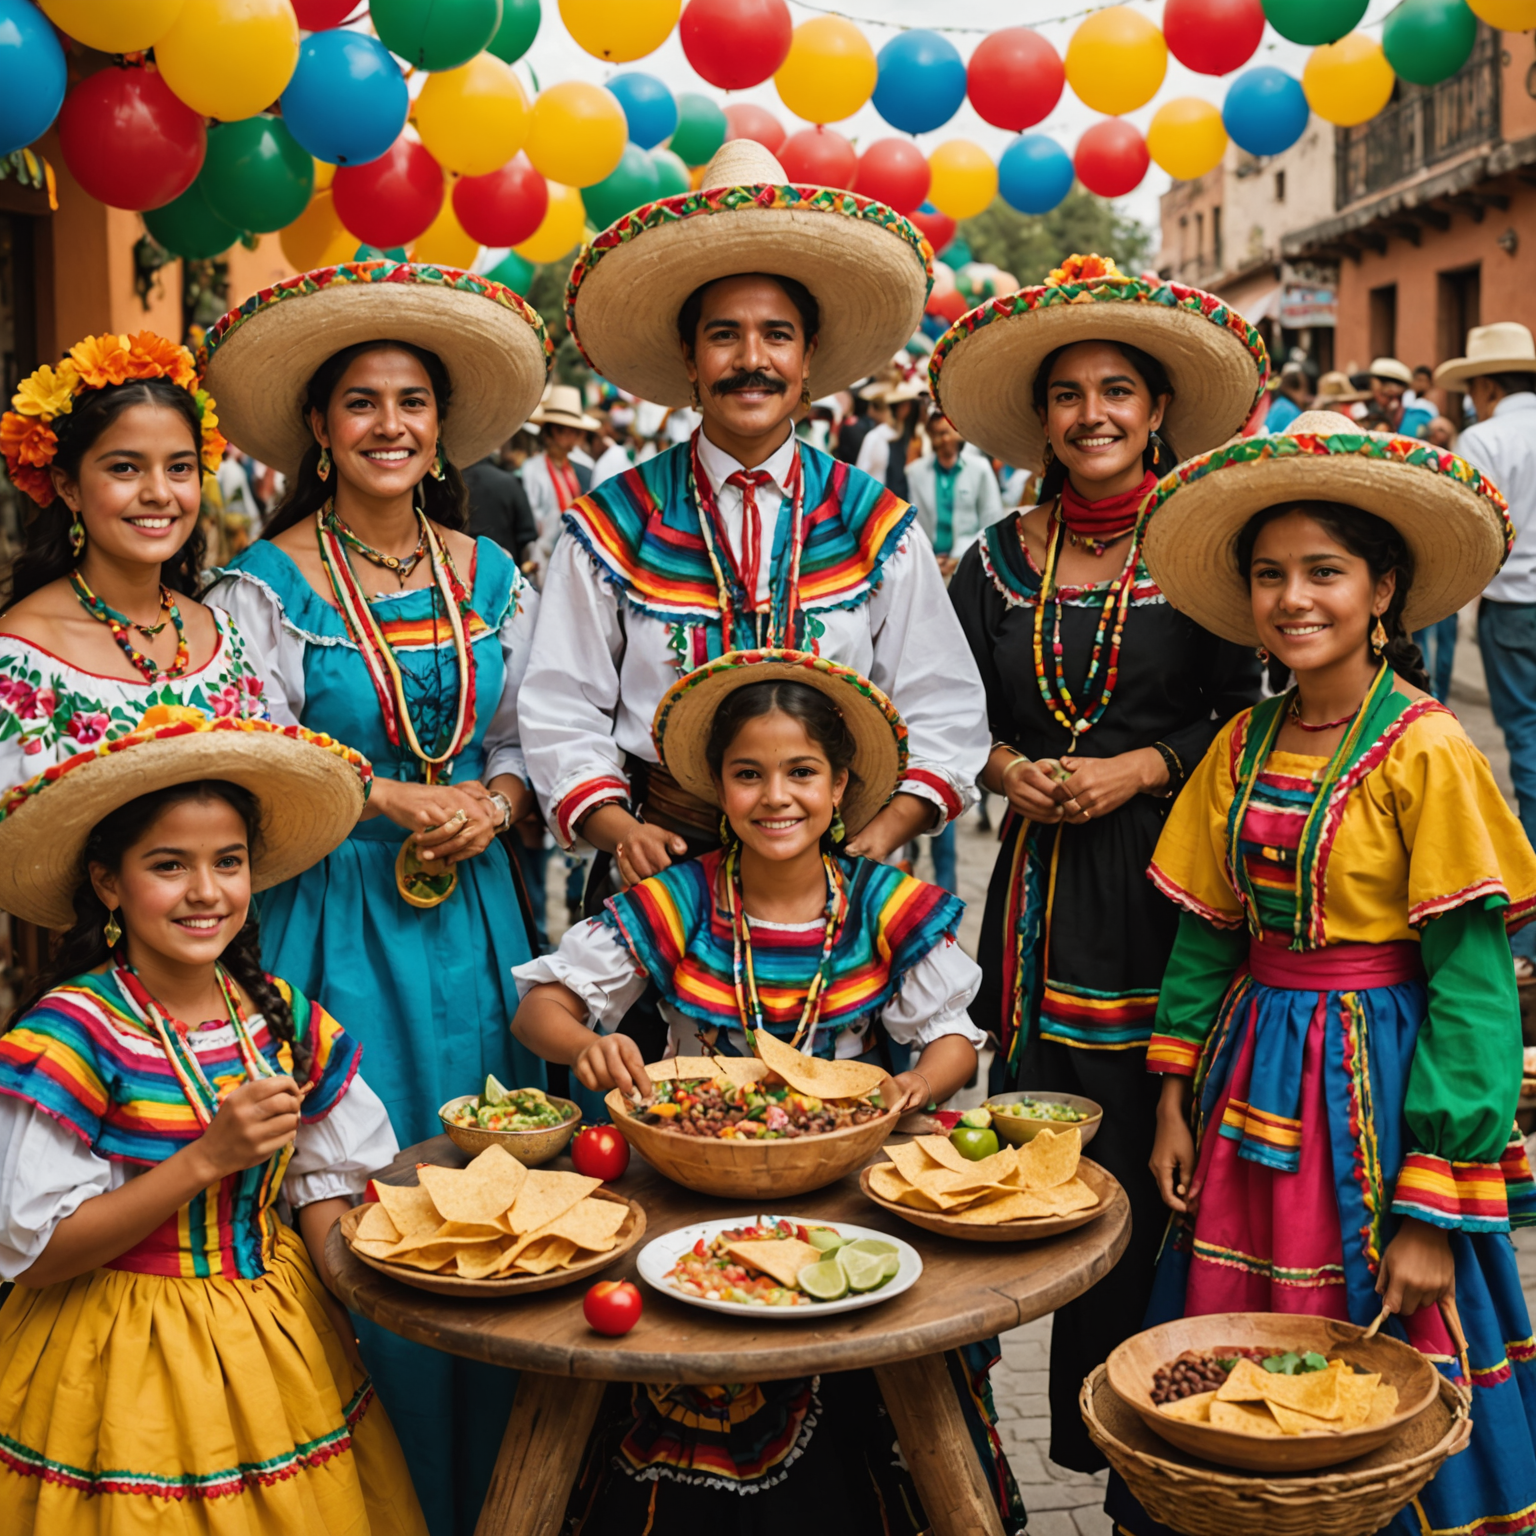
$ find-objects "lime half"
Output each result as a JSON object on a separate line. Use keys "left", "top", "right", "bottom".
{"left": 839, "top": 1248, "right": 889, "bottom": 1293}
{"left": 807, "top": 1228, "right": 848, "bottom": 1254}
{"left": 843, "top": 1238, "right": 899, "bottom": 1259}
{"left": 483, "top": 1073, "right": 509, "bottom": 1106}
{"left": 798, "top": 1260, "right": 850, "bottom": 1301}
{"left": 877, "top": 1252, "right": 900, "bottom": 1281}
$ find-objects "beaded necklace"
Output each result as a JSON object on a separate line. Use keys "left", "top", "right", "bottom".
{"left": 70, "top": 570, "right": 189, "bottom": 683}
{"left": 1027, "top": 501, "right": 1146, "bottom": 741}
{"left": 327, "top": 513, "right": 428, "bottom": 585}
{"left": 724, "top": 842, "right": 846, "bottom": 1052}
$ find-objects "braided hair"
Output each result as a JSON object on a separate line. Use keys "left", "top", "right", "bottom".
{"left": 7, "top": 780, "right": 309, "bottom": 1079}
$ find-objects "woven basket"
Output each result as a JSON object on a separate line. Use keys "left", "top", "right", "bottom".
{"left": 1080, "top": 1365, "right": 1471, "bottom": 1536}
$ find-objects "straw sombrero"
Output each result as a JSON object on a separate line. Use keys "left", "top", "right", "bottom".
{"left": 0, "top": 706, "right": 371, "bottom": 929}
{"left": 203, "top": 261, "right": 552, "bottom": 477}
{"left": 565, "top": 140, "right": 932, "bottom": 408}
{"left": 928, "top": 254, "right": 1269, "bottom": 470}
{"left": 1141, "top": 410, "right": 1512, "bottom": 647}
{"left": 652, "top": 650, "right": 907, "bottom": 837}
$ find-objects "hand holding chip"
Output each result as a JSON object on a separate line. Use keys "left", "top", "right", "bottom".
{"left": 574, "top": 1031, "right": 654, "bottom": 1103}
{"left": 193, "top": 1075, "right": 306, "bottom": 1182}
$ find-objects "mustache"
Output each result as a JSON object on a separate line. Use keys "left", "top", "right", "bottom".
{"left": 710, "top": 370, "right": 787, "bottom": 398}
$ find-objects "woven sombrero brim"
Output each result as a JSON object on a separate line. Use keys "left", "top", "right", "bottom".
{"left": 565, "top": 185, "right": 932, "bottom": 408}
{"left": 929, "top": 279, "right": 1269, "bottom": 471}
{"left": 652, "top": 650, "right": 908, "bottom": 837}
{"left": 204, "top": 262, "right": 552, "bottom": 478}
{"left": 0, "top": 719, "right": 370, "bottom": 929}
{"left": 1142, "top": 428, "right": 1513, "bottom": 647}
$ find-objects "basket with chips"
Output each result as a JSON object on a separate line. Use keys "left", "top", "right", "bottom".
{"left": 859, "top": 1126, "right": 1115, "bottom": 1241}
{"left": 339, "top": 1145, "right": 646, "bottom": 1297}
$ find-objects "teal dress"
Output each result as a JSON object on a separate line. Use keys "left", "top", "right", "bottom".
{"left": 209, "top": 535, "right": 543, "bottom": 1536}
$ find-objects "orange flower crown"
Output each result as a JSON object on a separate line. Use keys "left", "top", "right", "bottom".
{"left": 1045, "top": 253, "right": 1127, "bottom": 288}
{"left": 0, "top": 332, "right": 226, "bottom": 509}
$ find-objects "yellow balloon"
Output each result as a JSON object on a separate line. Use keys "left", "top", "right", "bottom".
{"left": 312, "top": 158, "right": 335, "bottom": 192}
{"left": 156, "top": 0, "right": 299, "bottom": 122}
{"left": 1303, "top": 34, "right": 1394, "bottom": 127}
{"left": 1065, "top": 6, "right": 1167, "bottom": 117}
{"left": 514, "top": 180, "right": 588, "bottom": 265}
{"left": 415, "top": 53, "right": 530, "bottom": 177}
{"left": 412, "top": 197, "right": 481, "bottom": 268}
{"left": 1147, "top": 98, "right": 1228, "bottom": 181}
{"left": 39, "top": 0, "right": 186, "bottom": 52}
{"left": 927, "top": 140, "right": 997, "bottom": 221}
{"left": 774, "top": 17, "right": 877, "bottom": 124}
{"left": 1468, "top": 0, "right": 1536, "bottom": 25}
{"left": 559, "top": 0, "right": 680, "bottom": 62}
{"left": 280, "top": 189, "right": 354, "bottom": 272}
{"left": 524, "top": 81, "right": 627, "bottom": 188}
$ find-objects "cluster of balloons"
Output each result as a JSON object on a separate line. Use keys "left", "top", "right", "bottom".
{"left": 924, "top": 259, "right": 1020, "bottom": 330}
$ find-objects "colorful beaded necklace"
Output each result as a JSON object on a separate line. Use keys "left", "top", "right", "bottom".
{"left": 70, "top": 570, "right": 189, "bottom": 683}
{"left": 723, "top": 841, "right": 846, "bottom": 1051}
{"left": 1028, "top": 501, "right": 1146, "bottom": 741}
{"left": 328, "top": 512, "right": 428, "bottom": 585}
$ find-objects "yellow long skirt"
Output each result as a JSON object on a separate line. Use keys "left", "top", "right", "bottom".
{"left": 0, "top": 1223, "right": 426, "bottom": 1536}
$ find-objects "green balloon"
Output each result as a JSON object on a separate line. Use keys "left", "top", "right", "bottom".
{"left": 487, "top": 250, "right": 535, "bottom": 291}
{"left": 651, "top": 147, "right": 690, "bottom": 200}
{"left": 372, "top": 0, "right": 502, "bottom": 71}
{"left": 202, "top": 117, "right": 314, "bottom": 236}
{"left": 582, "top": 143, "right": 662, "bottom": 230}
{"left": 1261, "top": 0, "right": 1367, "bottom": 44}
{"left": 669, "top": 93, "right": 726, "bottom": 169}
{"left": 1383, "top": 0, "right": 1477, "bottom": 87}
{"left": 487, "top": 0, "right": 539, "bottom": 63}
{"left": 143, "top": 179, "right": 241, "bottom": 261}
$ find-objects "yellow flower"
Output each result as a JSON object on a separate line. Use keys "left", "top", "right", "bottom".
{"left": 68, "top": 334, "right": 135, "bottom": 390}
{"left": 198, "top": 393, "right": 226, "bottom": 471}
{"left": 11, "top": 361, "right": 79, "bottom": 420}
{"left": 138, "top": 704, "right": 209, "bottom": 730}
{"left": 1046, "top": 253, "right": 1127, "bottom": 288}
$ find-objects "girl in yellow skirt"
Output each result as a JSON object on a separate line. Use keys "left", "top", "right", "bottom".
{"left": 0, "top": 705, "right": 426, "bottom": 1535}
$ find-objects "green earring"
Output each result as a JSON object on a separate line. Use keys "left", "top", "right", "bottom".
{"left": 316, "top": 446, "right": 332, "bottom": 482}
{"left": 430, "top": 439, "right": 447, "bottom": 481}
{"left": 69, "top": 516, "right": 85, "bottom": 558}
{"left": 830, "top": 808, "right": 846, "bottom": 844}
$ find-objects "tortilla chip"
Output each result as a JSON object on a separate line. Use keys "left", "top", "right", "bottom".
{"left": 419, "top": 1146, "right": 527, "bottom": 1226}
{"left": 370, "top": 1180, "right": 441, "bottom": 1238}
{"left": 388, "top": 1241, "right": 480, "bottom": 1270}
{"left": 947, "top": 1189, "right": 1061, "bottom": 1223}
{"left": 914, "top": 1134, "right": 982, "bottom": 1175}
{"left": 1216, "top": 1358, "right": 1275, "bottom": 1403}
{"left": 1031, "top": 1177, "right": 1100, "bottom": 1214}
{"left": 513, "top": 1237, "right": 578, "bottom": 1274}
{"left": 1365, "top": 1383, "right": 1399, "bottom": 1425}
{"left": 1159, "top": 1391, "right": 1216, "bottom": 1423}
{"left": 1268, "top": 1402, "right": 1340, "bottom": 1435}
{"left": 456, "top": 1240, "right": 515, "bottom": 1279}
{"left": 354, "top": 1204, "right": 400, "bottom": 1245}
{"left": 725, "top": 1237, "right": 821, "bottom": 1289}
{"left": 750, "top": 1028, "right": 889, "bottom": 1100}
{"left": 503, "top": 1170, "right": 602, "bottom": 1236}
{"left": 869, "top": 1161, "right": 948, "bottom": 1210}
{"left": 1210, "top": 1399, "right": 1286, "bottom": 1436}
{"left": 351, "top": 1238, "right": 404, "bottom": 1260}
{"left": 1334, "top": 1368, "right": 1382, "bottom": 1429}
{"left": 1220, "top": 1358, "right": 1344, "bottom": 1419}
{"left": 653, "top": 1055, "right": 767, "bottom": 1088}
{"left": 1015, "top": 1127, "right": 1081, "bottom": 1190}
{"left": 538, "top": 1197, "right": 629, "bottom": 1252}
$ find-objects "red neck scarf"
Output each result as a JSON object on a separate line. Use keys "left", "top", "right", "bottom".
{"left": 1059, "top": 470, "right": 1157, "bottom": 540}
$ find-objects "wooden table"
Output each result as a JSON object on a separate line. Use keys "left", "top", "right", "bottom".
{"left": 327, "top": 1134, "right": 1131, "bottom": 1536}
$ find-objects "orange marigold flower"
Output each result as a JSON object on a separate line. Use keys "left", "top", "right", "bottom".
{"left": 0, "top": 411, "right": 57, "bottom": 468}
{"left": 1046, "top": 253, "right": 1126, "bottom": 288}
{"left": 11, "top": 361, "right": 80, "bottom": 420}
{"left": 9, "top": 462, "right": 55, "bottom": 507}
{"left": 126, "top": 331, "right": 197, "bottom": 389}
{"left": 68, "top": 333, "right": 135, "bottom": 389}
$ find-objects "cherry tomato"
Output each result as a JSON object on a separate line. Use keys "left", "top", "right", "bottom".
{"left": 584, "top": 1280, "right": 642, "bottom": 1337}
{"left": 571, "top": 1125, "right": 631, "bottom": 1182}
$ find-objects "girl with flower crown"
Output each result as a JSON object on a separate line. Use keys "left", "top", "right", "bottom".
{"left": 0, "top": 332, "right": 269, "bottom": 788}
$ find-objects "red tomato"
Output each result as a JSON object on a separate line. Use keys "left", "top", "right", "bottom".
{"left": 363, "top": 1180, "right": 382, "bottom": 1203}
{"left": 571, "top": 1125, "right": 631, "bottom": 1182}
{"left": 584, "top": 1280, "right": 642, "bottom": 1337}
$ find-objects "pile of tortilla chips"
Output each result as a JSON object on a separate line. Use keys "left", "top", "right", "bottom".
{"left": 1161, "top": 1356, "right": 1401, "bottom": 1436}
{"left": 867, "top": 1127, "right": 1099, "bottom": 1224}
{"left": 350, "top": 1145, "right": 630, "bottom": 1281}
{"left": 751, "top": 1029, "right": 892, "bottom": 1101}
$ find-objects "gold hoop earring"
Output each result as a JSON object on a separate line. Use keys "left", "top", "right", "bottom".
{"left": 316, "top": 446, "right": 331, "bottom": 482}
{"left": 103, "top": 911, "right": 121, "bottom": 949}
{"left": 1371, "top": 616, "right": 1388, "bottom": 657}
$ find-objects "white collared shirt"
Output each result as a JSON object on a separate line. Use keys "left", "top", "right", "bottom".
{"left": 693, "top": 428, "right": 799, "bottom": 605}
{"left": 1459, "top": 393, "right": 1536, "bottom": 604}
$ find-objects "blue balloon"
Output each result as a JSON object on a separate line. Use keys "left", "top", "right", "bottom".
{"left": 606, "top": 72, "right": 678, "bottom": 152}
{"left": 997, "top": 134, "right": 1074, "bottom": 217}
{"left": 1222, "top": 66, "right": 1309, "bottom": 158}
{"left": 0, "top": 0, "right": 66, "bottom": 157}
{"left": 280, "top": 29, "right": 408, "bottom": 167}
{"left": 872, "top": 30, "right": 966, "bottom": 136}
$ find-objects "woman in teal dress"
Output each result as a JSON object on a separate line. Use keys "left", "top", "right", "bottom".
{"left": 201, "top": 259, "right": 554, "bottom": 1536}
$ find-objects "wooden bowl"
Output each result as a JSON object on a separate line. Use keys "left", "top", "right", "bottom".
{"left": 1105, "top": 1312, "right": 1441, "bottom": 1473}
{"left": 437, "top": 1093, "right": 581, "bottom": 1166}
{"left": 984, "top": 1090, "right": 1102, "bottom": 1149}
{"left": 858, "top": 1158, "right": 1118, "bottom": 1242}
{"left": 337, "top": 1188, "right": 645, "bottom": 1298}
{"left": 603, "top": 1088, "right": 897, "bottom": 1199}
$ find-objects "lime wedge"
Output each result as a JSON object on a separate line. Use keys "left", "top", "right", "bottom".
{"left": 877, "top": 1252, "right": 900, "bottom": 1281}
{"left": 843, "top": 1237, "right": 899, "bottom": 1259}
{"left": 483, "top": 1073, "right": 509, "bottom": 1106}
{"left": 806, "top": 1228, "right": 847, "bottom": 1254}
{"left": 798, "top": 1259, "right": 850, "bottom": 1301}
{"left": 839, "top": 1248, "right": 888, "bottom": 1292}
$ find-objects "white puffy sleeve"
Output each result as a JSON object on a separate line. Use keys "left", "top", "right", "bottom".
{"left": 511, "top": 917, "right": 649, "bottom": 1032}
{"left": 879, "top": 939, "right": 988, "bottom": 1051}
{"left": 481, "top": 568, "right": 537, "bottom": 786}
{"left": 0, "top": 1096, "right": 112, "bottom": 1281}
{"left": 283, "top": 1072, "right": 399, "bottom": 1207}
{"left": 203, "top": 573, "right": 306, "bottom": 726}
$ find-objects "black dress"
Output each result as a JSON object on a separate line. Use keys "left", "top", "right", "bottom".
{"left": 949, "top": 512, "right": 1260, "bottom": 1472}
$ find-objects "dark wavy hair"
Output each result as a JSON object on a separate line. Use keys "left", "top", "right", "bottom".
{"left": 8, "top": 780, "right": 307, "bottom": 1077}
{"left": 1031, "top": 339, "right": 1176, "bottom": 502}
{"left": 5, "top": 377, "right": 207, "bottom": 608}
{"left": 260, "top": 338, "right": 468, "bottom": 540}
{"left": 1234, "top": 500, "right": 1430, "bottom": 692}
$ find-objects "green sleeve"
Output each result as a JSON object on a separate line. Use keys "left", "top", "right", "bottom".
{"left": 1146, "top": 912, "right": 1247, "bottom": 1075}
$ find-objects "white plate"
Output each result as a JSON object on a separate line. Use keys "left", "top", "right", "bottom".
{"left": 636, "top": 1215, "right": 923, "bottom": 1320}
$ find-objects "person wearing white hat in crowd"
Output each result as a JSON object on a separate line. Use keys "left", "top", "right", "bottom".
{"left": 1362, "top": 356, "right": 1433, "bottom": 437}
{"left": 1437, "top": 321, "right": 1536, "bottom": 975}
{"left": 853, "top": 366, "right": 926, "bottom": 497}
{"left": 520, "top": 383, "right": 599, "bottom": 582}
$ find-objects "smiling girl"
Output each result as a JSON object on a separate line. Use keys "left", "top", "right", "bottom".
{"left": 0, "top": 333, "right": 268, "bottom": 786}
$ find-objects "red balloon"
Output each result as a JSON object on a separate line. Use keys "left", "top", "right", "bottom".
{"left": 855, "top": 137, "right": 930, "bottom": 216}
{"left": 910, "top": 204, "right": 956, "bottom": 254}
{"left": 680, "top": 0, "right": 793, "bottom": 90}
{"left": 292, "top": 0, "right": 357, "bottom": 26}
{"left": 1074, "top": 119, "right": 1149, "bottom": 199}
{"left": 56, "top": 65, "right": 205, "bottom": 213}
{"left": 333, "top": 136, "right": 444, "bottom": 249}
{"left": 723, "top": 102, "right": 785, "bottom": 155}
{"left": 927, "top": 288, "right": 968, "bottom": 323}
{"left": 778, "top": 126, "right": 857, "bottom": 190}
{"left": 453, "top": 154, "right": 549, "bottom": 247}
{"left": 966, "top": 27, "right": 1064, "bottom": 132}
{"left": 1163, "top": 0, "right": 1264, "bottom": 75}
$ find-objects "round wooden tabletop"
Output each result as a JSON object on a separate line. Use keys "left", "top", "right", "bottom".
{"left": 326, "top": 1132, "right": 1131, "bottom": 1386}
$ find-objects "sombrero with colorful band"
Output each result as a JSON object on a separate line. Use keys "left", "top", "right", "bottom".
{"left": 0, "top": 705, "right": 372, "bottom": 930}
{"left": 652, "top": 649, "right": 907, "bottom": 837}
{"left": 203, "top": 260, "right": 553, "bottom": 478}
{"left": 565, "top": 139, "right": 933, "bottom": 408}
{"left": 928, "top": 254, "right": 1270, "bottom": 471}
{"left": 1141, "top": 410, "right": 1513, "bottom": 647}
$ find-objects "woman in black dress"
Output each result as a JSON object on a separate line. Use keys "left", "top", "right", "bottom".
{"left": 928, "top": 255, "right": 1269, "bottom": 1472}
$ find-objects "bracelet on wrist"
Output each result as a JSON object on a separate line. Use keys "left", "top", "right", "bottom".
{"left": 487, "top": 790, "right": 514, "bottom": 830}
{"left": 1149, "top": 741, "right": 1184, "bottom": 798}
